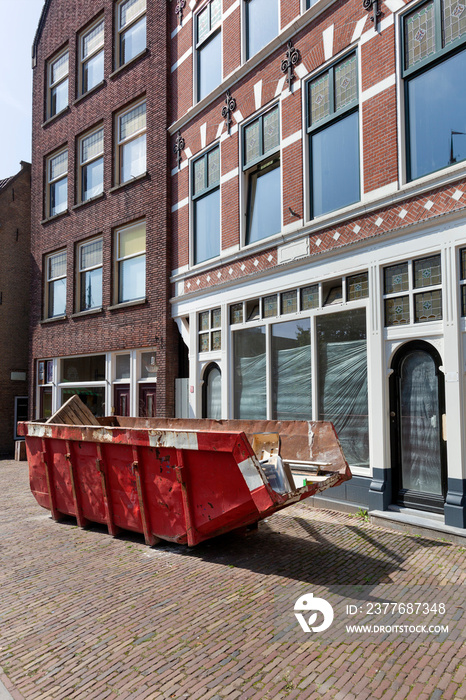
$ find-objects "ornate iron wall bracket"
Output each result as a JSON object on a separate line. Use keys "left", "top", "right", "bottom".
{"left": 363, "top": 0, "right": 382, "bottom": 29}
{"left": 175, "top": 0, "right": 186, "bottom": 25}
{"left": 221, "top": 90, "right": 237, "bottom": 135}
{"left": 174, "top": 131, "right": 185, "bottom": 170}
{"left": 281, "top": 40, "right": 301, "bottom": 91}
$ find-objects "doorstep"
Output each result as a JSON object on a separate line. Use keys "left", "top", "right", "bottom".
{"left": 369, "top": 506, "right": 466, "bottom": 545}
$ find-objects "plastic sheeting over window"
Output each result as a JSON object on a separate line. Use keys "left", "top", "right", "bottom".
{"left": 234, "top": 327, "right": 266, "bottom": 419}
{"left": 317, "top": 310, "right": 369, "bottom": 467}
{"left": 272, "top": 319, "right": 312, "bottom": 420}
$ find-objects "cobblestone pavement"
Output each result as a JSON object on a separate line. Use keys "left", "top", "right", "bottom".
{"left": 0, "top": 460, "right": 465, "bottom": 700}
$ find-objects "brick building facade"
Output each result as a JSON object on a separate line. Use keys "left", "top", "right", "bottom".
{"left": 0, "top": 162, "right": 31, "bottom": 455}
{"left": 169, "top": 0, "right": 466, "bottom": 528}
{"left": 31, "top": 0, "right": 177, "bottom": 423}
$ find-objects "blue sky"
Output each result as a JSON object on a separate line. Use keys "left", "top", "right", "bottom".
{"left": 0, "top": 0, "right": 45, "bottom": 179}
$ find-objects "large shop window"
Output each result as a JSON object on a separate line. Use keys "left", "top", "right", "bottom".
{"left": 233, "top": 320, "right": 312, "bottom": 421}
{"left": 61, "top": 355, "right": 106, "bottom": 416}
{"left": 115, "top": 220, "right": 146, "bottom": 303}
{"left": 234, "top": 326, "right": 267, "bottom": 419}
{"left": 272, "top": 320, "right": 312, "bottom": 420}
{"left": 192, "top": 146, "right": 220, "bottom": 264}
{"left": 403, "top": 0, "right": 466, "bottom": 180}
{"left": 244, "top": 105, "right": 281, "bottom": 245}
{"left": 316, "top": 309, "right": 369, "bottom": 468}
{"left": 245, "top": 0, "right": 279, "bottom": 59}
{"left": 117, "top": 0, "right": 146, "bottom": 67}
{"left": 307, "top": 52, "right": 359, "bottom": 217}
{"left": 196, "top": 0, "right": 222, "bottom": 102}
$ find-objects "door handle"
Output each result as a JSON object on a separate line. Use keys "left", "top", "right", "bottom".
{"left": 442, "top": 414, "right": 447, "bottom": 441}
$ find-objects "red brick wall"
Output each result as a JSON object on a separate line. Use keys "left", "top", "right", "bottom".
{"left": 0, "top": 164, "right": 31, "bottom": 454}
{"left": 168, "top": 0, "right": 466, "bottom": 297}
{"left": 31, "top": 0, "right": 177, "bottom": 418}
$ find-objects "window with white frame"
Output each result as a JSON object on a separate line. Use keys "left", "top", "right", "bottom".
{"left": 196, "top": 0, "right": 222, "bottom": 102}
{"left": 47, "top": 49, "right": 69, "bottom": 118}
{"left": 199, "top": 308, "right": 221, "bottom": 352}
{"left": 46, "top": 149, "right": 68, "bottom": 217}
{"left": 245, "top": 0, "right": 279, "bottom": 60}
{"left": 45, "top": 250, "right": 67, "bottom": 318}
{"left": 192, "top": 146, "right": 221, "bottom": 264}
{"left": 117, "top": 0, "right": 146, "bottom": 67}
{"left": 78, "top": 237, "right": 103, "bottom": 311}
{"left": 383, "top": 254, "right": 442, "bottom": 326}
{"left": 231, "top": 300, "right": 369, "bottom": 467}
{"left": 79, "top": 126, "right": 104, "bottom": 202}
{"left": 402, "top": 0, "right": 466, "bottom": 181}
{"left": 115, "top": 220, "right": 146, "bottom": 303}
{"left": 307, "top": 52, "right": 359, "bottom": 218}
{"left": 79, "top": 18, "right": 104, "bottom": 95}
{"left": 243, "top": 105, "right": 281, "bottom": 245}
{"left": 60, "top": 354, "right": 106, "bottom": 416}
{"left": 116, "top": 100, "right": 146, "bottom": 184}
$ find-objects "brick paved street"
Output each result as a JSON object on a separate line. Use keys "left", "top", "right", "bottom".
{"left": 0, "top": 459, "right": 465, "bottom": 700}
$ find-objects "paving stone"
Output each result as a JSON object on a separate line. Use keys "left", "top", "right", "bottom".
{"left": 0, "top": 460, "right": 464, "bottom": 699}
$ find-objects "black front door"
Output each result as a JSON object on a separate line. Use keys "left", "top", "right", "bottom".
{"left": 390, "top": 341, "right": 447, "bottom": 513}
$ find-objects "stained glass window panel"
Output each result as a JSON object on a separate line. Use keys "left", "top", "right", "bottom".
{"left": 245, "top": 119, "right": 260, "bottom": 166}
{"left": 310, "top": 72, "right": 330, "bottom": 125}
{"left": 384, "top": 263, "right": 409, "bottom": 294}
{"left": 335, "top": 54, "right": 357, "bottom": 111}
{"left": 404, "top": 2, "right": 436, "bottom": 69}
{"left": 461, "top": 284, "right": 466, "bottom": 315}
{"left": 263, "top": 295, "right": 278, "bottom": 318}
{"left": 197, "top": 5, "right": 210, "bottom": 43}
{"left": 442, "top": 0, "right": 466, "bottom": 46}
{"left": 230, "top": 303, "right": 243, "bottom": 324}
{"left": 193, "top": 157, "right": 206, "bottom": 195}
{"left": 199, "top": 333, "right": 210, "bottom": 352}
{"left": 301, "top": 285, "right": 319, "bottom": 310}
{"left": 208, "top": 148, "right": 220, "bottom": 186}
{"left": 263, "top": 107, "right": 279, "bottom": 155}
{"left": 413, "top": 255, "right": 441, "bottom": 288}
{"left": 347, "top": 272, "right": 369, "bottom": 300}
{"left": 211, "top": 307, "right": 221, "bottom": 328}
{"left": 385, "top": 296, "right": 410, "bottom": 325}
{"left": 199, "top": 311, "right": 210, "bottom": 331}
{"left": 211, "top": 0, "right": 222, "bottom": 27}
{"left": 461, "top": 248, "right": 466, "bottom": 279}
{"left": 281, "top": 290, "right": 298, "bottom": 315}
{"left": 414, "top": 290, "right": 442, "bottom": 322}
{"left": 211, "top": 330, "right": 222, "bottom": 350}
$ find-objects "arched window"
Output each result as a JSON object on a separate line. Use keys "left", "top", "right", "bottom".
{"left": 202, "top": 363, "right": 221, "bottom": 419}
